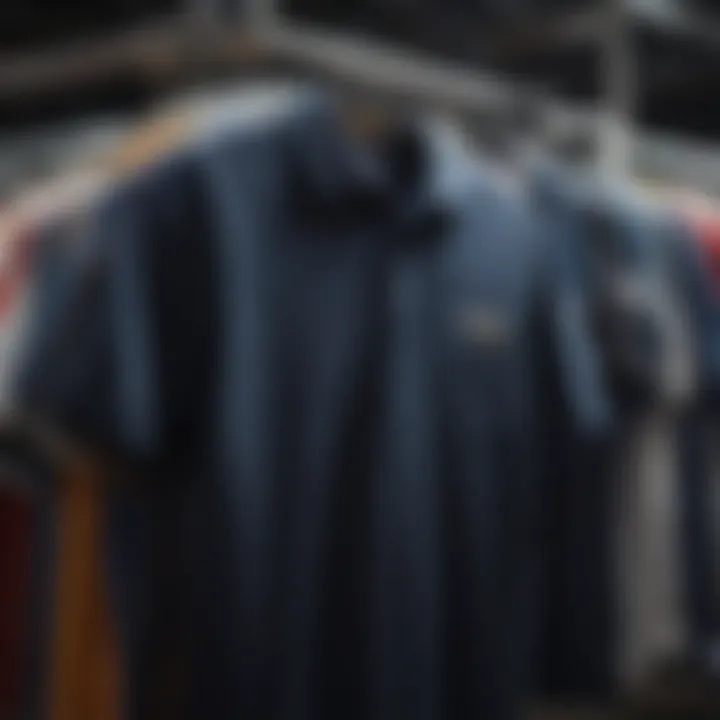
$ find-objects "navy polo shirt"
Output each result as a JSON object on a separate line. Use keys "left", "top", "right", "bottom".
{"left": 669, "top": 220, "right": 720, "bottom": 657}
{"left": 16, "top": 91, "right": 610, "bottom": 720}
{"left": 528, "top": 166, "right": 620, "bottom": 699}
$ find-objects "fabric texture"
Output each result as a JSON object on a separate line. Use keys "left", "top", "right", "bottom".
{"left": 528, "top": 167, "right": 617, "bottom": 700}
{"left": 673, "top": 224, "right": 720, "bottom": 664}
{"left": 15, "top": 90, "right": 610, "bottom": 720}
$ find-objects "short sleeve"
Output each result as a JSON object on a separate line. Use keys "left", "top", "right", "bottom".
{"left": 530, "top": 185, "right": 618, "bottom": 698}
{"left": 534, "top": 191, "right": 613, "bottom": 437}
{"left": 14, "top": 187, "right": 158, "bottom": 460}
{"left": 14, "top": 151, "right": 214, "bottom": 465}
{"left": 669, "top": 218, "right": 720, "bottom": 405}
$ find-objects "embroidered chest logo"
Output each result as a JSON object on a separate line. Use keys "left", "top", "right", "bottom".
{"left": 455, "top": 305, "right": 514, "bottom": 348}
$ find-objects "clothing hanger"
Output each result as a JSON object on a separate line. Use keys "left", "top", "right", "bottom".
{"left": 337, "top": 92, "right": 430, "bottom": 191}
{"left": 101, "top": 108, "right": 200, "bottom": 179}
{"left": 467, "top": 84, "right": 552, "bottom": 197}
{"left": 341, "top": 96, "right": 398, "bottom": 144}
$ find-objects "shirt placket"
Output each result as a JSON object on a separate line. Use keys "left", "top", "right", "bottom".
{"left": 371, "top": 227, "right": 442, "bottom": 720}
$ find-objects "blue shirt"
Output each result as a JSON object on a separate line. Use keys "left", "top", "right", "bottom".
{"left": 16, "top": 91, "right": 610, "bottom": 720}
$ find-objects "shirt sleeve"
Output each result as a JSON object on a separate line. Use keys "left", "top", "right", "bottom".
{"left": 670, "top": 217, "right": 720, "bottom": 406}
{"left": 14, "top": 152, "right": 214, "bottom": 466}
{"left": 531, "top": 190, "right": 617, "bottom": 698}
{"left": 535, "top": 196, "right": 614, "bottom": 437}
{"left": 15, "top": 210, "right": 122, "bottom": 451}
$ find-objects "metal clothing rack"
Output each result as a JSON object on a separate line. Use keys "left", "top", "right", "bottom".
{"left": 1, "top": 2, "right": 720, "bottom": 186}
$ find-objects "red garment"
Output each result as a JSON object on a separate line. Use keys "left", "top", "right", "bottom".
{"left": 645, "top": 187, "right": 720, "bottom": 291}
{"left": 0, "top": 214, "right": 43, "bottom": 715}
{"left": 0, "top": 229, "right": 32, "bottom": 318}
{"left": 0, "top": 497, "right": 34, "bottom": 714}
{"left": 688, "top": 212, "right": 720, "bottom": 290}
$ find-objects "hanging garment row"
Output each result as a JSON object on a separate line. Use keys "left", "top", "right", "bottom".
{"left": 3, "top": 84, "right": 720, "bottom": 720}
{"left": 0, "top": 171, "right": 131, "bottom": 720}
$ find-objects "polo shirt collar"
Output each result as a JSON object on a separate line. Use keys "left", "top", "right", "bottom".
{"left": 288, "top": 100, "right": 461, "bottom": 229}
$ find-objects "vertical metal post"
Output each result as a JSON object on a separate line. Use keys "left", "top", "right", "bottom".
{"left": 600, "top": 0, "right": 635, "bottom": 179}
{"left": 244, "top": 0, "right": 278, "bottom": 29}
